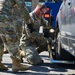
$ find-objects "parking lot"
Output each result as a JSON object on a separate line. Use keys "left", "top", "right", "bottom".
{"left": 0, "top": 51, "right": 75, "bottom": 75}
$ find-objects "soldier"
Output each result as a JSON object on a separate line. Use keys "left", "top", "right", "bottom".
{"left": 20, "top": 4, "right": 49, "bottom": 65}
{"left": 29, "top": 4, "right": 49, "bottom": 54}
{"left": 0, "top": 0, "right": 31, "bottom": 72}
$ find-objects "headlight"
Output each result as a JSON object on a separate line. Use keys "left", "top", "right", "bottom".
{"left": 49, "top": 28, "right": 55, "bottom": 33}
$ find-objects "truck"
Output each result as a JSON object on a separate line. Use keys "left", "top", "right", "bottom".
{"left": 44, "top": 0, "right": 75, "bottom": 64}
{"left": 43, "top": 1, "right": 62, "bottom": 39}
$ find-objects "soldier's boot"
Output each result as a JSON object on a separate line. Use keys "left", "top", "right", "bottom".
{"left": 4, "top": 49, "right": 8, "bottom": 54}
{"left": 4, "top": 44, "right": 8, "bottom": 54}
{"left": 11, "top": 56, "right": 30, "bottom": 72}
{"left": 0, "top": 61, "right": 8, "bottom": 70}
{"left": 20, "top": 50, "right": 25, "bottom": 63}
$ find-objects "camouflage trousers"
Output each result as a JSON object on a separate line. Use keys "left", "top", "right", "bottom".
{"left": 20, "top": 32, "right": 48, "bottom": 65}
{"left": 0, "top": 22, "right": 21, "bottom": 61}
{"left": 20, "top": 45, "right": 43, "bottom": 65}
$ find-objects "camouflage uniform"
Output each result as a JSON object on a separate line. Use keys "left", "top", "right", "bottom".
{"left": 0, "top": 0, "right": 30, "bottom": 63}
{"left": 0, "top": 0, "right": 45, "bottom": 66}
{"left": 29, "top": 12, "right": 48, "bottom": 53}
{"left": 20, "top": 10, "right": 48, "bottom": 65}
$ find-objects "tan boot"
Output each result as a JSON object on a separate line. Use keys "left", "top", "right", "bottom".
{"left": 0, "top": 61, "right": 8, "bottom": 70}
{"left": 4, "top": 49, "right": 8, "bottom": 54}
{"left": 20, "top": 50, "right": 25, "bottom": 57}
{"left": 4, "top": 44, "right": 8, "bottom": 54}
{"left": 20, "top": 50, "right": 25, "bottom": 63}
{"left": 11, "top": 56, "right": 30, "bottom": 72}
